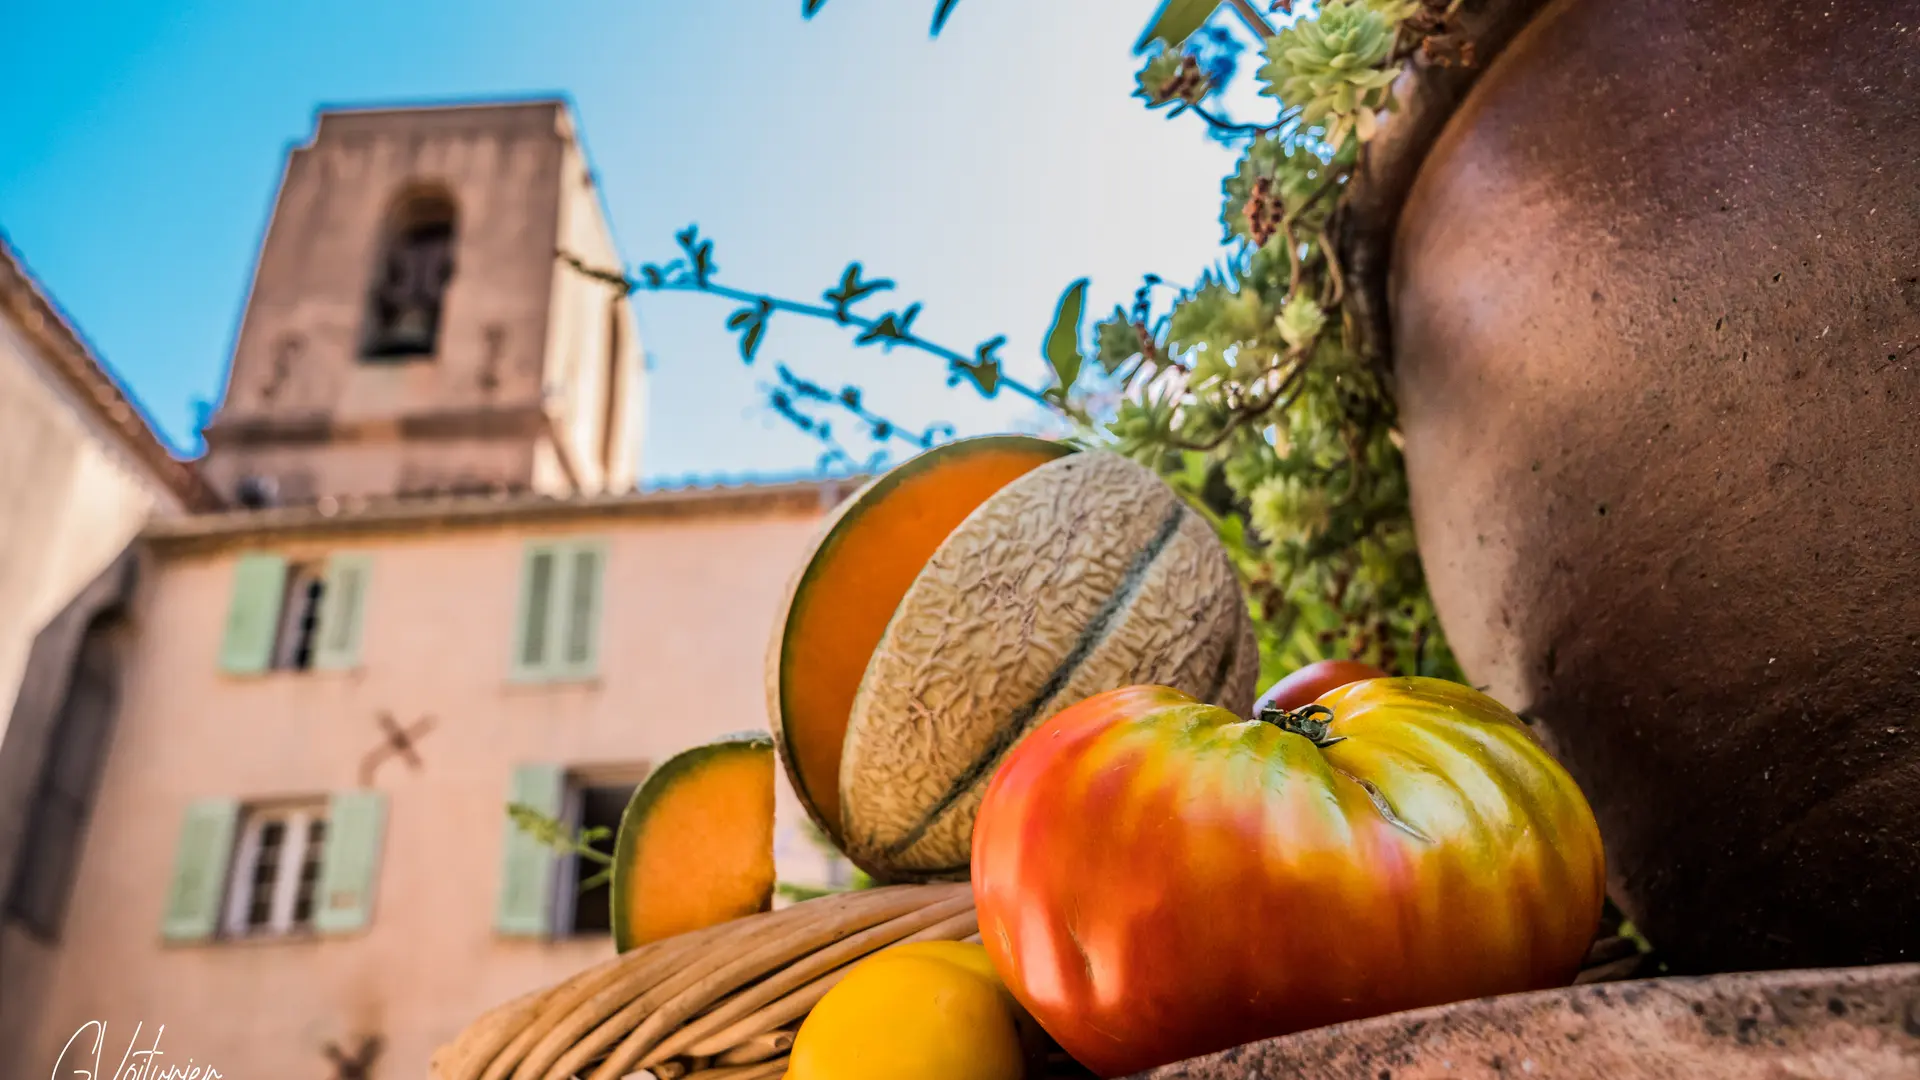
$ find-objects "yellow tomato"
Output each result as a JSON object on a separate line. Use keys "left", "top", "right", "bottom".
{"left": 788, "top": 941, "right": 1025, "bottom": 1080}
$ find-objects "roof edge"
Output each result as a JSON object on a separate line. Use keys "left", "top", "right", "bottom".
{"left": 141, "top": 475, "right": 867, "bottom": 553}
{"left": 0, "top": 232, "right": 223, "bottom": 512}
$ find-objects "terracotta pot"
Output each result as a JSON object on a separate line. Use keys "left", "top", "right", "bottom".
{"left": 1346, "top": 0, "right": 1920, "bottom": 973}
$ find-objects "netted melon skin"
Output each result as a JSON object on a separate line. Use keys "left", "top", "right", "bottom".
{"left": 762, "top": 435, "right": 1070, "bottom": 852}
{"left": 839, "top": 451, "right": 1258, "bottom": 880}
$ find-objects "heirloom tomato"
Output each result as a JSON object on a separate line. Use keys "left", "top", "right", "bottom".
{"left": 971, "top": 678, "right": 1605, "bottom": 1078}
{"left": 1252, "top": 658, "right": 1388, "bottom": 714}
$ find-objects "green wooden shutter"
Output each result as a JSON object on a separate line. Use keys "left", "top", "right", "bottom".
{"left": 314, "top": 789, "right": 387, "bottom": 934}
{"left": 219, "top": 554, "right": 287, "bottom": 674}
{"left": 312, "top": 554, "right": 372, "bottom": 671}
{"left": 511, "top": 544, "right": 560, "bottom": 681}
{"left": 160, "top": 798, "right": 239, "bottom": 942}
{"left": 495, "top": 763, "right": 565, "bottom": 936}
{"left": 557, "top": 542, "right": 606, "bottom": 679}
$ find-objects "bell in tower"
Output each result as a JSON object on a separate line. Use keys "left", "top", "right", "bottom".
{"left": 364, "top": 196, "right": 456, "bottom": 359}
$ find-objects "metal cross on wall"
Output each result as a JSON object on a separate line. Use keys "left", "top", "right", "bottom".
{"left": 358, "top": 711, "right": 436, "bottom": 787}
{"left": 323, "top": 1035, "right": 382, "bottom": 1080}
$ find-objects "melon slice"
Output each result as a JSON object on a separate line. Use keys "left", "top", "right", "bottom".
{"left": 766, "top": 434, "right": 1072, "bottom": 849}
{"left": 610, "top": 732, "right": 776, "bottom": 952}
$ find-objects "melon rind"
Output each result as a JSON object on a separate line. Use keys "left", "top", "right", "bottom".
{"left": 763, "top": 434, "right": 1073, "bottom": 851}
{"left": 838, "top": 451, "right": 1259, "bottom": 879}
{"left": 610, "top": 730, "right": 776, "bottom": 953}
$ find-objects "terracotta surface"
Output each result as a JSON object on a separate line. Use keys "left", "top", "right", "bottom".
{"left": 1138, "top": 963, "right": 1920, "bottom": 1080}
{"left": 1389, "top": 0, "right": 1920, "bottom": 972}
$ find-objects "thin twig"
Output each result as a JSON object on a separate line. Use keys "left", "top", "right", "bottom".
{"left": 1162, "top": 355, "right": 1311, "bottom": 452}
{"left": 1225, "top": 0, "right": 1281, "bottom": 38}
{"left": 1317, "top": 226, "right": 1346, "bottom": 306}
{"left": 556, "top": 250, "right": 1056, "bottom": 411}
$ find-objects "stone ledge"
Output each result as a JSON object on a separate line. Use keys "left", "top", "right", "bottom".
{"left": 1137, "top": 963, "right": 1920, "bottom": 1079}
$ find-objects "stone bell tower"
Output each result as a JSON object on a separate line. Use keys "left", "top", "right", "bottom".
{"left": 200, "top": 99, "right": 645, "bottom": 505}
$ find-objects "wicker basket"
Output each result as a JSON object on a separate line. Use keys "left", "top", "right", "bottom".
{"left": 430, "top": 884, "right": 983, "bottom": 1080}
{"left": 433, "top": 883, "right": 1656, "bottom": 1080}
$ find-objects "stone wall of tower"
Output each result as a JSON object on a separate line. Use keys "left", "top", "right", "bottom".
{"left": 199, "top": 100, "right": 643, "bottom": 504}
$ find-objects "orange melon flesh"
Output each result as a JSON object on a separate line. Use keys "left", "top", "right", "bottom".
{"left": 611, "top": 733, "right": 776, "bottom": 952}
{"left": 776, "top": 436, "right": 1071, "bottom": 843}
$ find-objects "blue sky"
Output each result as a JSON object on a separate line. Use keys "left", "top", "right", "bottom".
{"left": 0, "top": 0, "right": 1264, "bottom": 485}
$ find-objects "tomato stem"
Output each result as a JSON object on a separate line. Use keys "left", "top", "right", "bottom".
{"left": 1258, "top": 703, "right": 1346, "bottom": 747}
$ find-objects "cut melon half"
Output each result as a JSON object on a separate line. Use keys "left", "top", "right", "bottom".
{"left": 766, "top": 434, "right": 1073, "bottom": 850}
{"left": 610, "top": 732, "right": 776, "bottom": 953}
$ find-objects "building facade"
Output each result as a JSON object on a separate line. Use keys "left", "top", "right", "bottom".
{"left": 0, "top": 235, "right": 221, "bottom": 1074}
{"left": 0, "top": 100, "right": 856, "bottom": 1079}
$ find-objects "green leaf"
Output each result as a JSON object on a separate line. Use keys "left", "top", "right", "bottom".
{"left": 1095, "top": 309, "right": 1148, "bottom": 374}
{"left": 726, "top": 299, "right": 773, "bottom": 363}
{"left": 854, "top": 303, "right": 922, "bottom": 349}
{"left": 1276, "top": 292, "right": 1326, "bottom": 351}
{"left": 1043, "top": 278, "right": 1089, "bottom": 397}
{"left": 675, "top": 226, "right": 718, "bottom": 287}
{"left": 1134, "top": 0, "right": 1225, "bottom": 54}
{"left": 506, "top": 802, "right": 613, "bottom": 867}
{"left": 802, "top": 0, "right": 829, "bottom": 17}
{"left": 822, "top": 263, "right": 894, "bottom": 323}
{"left": 1135, "top": 51, "right": 1210, "bottom": 110}
{"left": 955, "top": 336, "right": 1004, "bottom": 397}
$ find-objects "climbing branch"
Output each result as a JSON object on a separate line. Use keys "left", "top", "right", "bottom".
{"left": 559, "top": 230, "right": 1053, "bottom": 409}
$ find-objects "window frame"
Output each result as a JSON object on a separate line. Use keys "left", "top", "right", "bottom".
{"left": 549, "top": 766, "right": 648, "bottom": 938}
{"left": 269, "top": 562, "right": 328, "bottom": 672}
{"left": 220, "top": 800, "right": 329, "bottom": 940}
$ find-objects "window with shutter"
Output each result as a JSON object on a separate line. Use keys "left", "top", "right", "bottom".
{"left": 495, "top": 763, "right": 565, "bottom": 936}
{"left": 512, "top": 540, "right": 606, "bottom": 682}
{"left": 314, "top": 789, "right": 387, "bottom": 933}
{"left": 219, "top": 554, "right": 288, "bottom": 674}
{"left": 160, "top": 799, "right": 240, "bottom": 942}
{"left": 313, "top": 554, "right": 373, "bottom": 671}
{"left": 554, "top": 776, "right": 640, "bottom": 937}
{"left": 559, "top": 543, "right": 606, "bottom": 678}
{"left": 513, "top": 545, "right": 558, "bottom": 679}
{"left": 218, "top": 799, "right": 331, "bottom": 939}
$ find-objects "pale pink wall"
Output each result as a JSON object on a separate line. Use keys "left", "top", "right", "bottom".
{"left": 17, "top": 503, "right": 836, "bottom": 1077}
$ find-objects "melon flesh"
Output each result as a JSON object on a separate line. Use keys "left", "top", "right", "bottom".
{"left": 611, "top": 733, "right": 776, "bottom": 952}
{"left": 769, "top": 435, "right": 1071, "bottom": 847}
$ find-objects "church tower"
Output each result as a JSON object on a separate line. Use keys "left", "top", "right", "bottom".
{"left": 200, "top": 99, "right": 644, "bottom": 505}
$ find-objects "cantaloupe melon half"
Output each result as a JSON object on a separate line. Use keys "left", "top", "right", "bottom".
{"left": 610, "top": 732, "right": 776, "bottom": 953}
{"left": 839, "top": 450, "right": 1260, "bottom": 878}
{"left": 766, "top": 434, "right": 1072, "bottom": 849}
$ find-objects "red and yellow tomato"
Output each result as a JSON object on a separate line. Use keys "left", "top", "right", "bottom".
{"left": 971, "top": 677, "right": 1606, "bottom": 1078}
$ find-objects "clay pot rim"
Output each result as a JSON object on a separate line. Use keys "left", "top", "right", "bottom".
{"left": 1336, "top": 0, "right": 1556, "bottom": 373}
